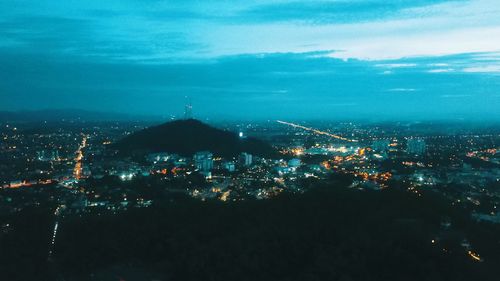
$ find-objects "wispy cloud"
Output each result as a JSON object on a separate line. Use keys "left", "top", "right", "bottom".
{"left": 440, "top": 94, "right": 473, "bottom": 98}
{"left": 1, "top": 0, "right": 500, "bottom": 119}
{"left": 1, "top": 0, "right": 500, "bottom": 63}
{"left": 428, "top": 68, "right": 455, "bottom": 73}
{"left": 372, "top": 52, "right": 500, "bottom": 74}
{"left": 462, "top": 65, "right": 500, "bottom": 73}
{"left": 428, "top": 63, "right": 449, "bottom": 67}
{"left": 0, "top": 50, "right": 498, "bottom": 118}
{"left": 387, "top": 88, "right": 418, "bottom": 92}
{"left": 235, "top": 1, "right": 462, "bottom": 24}
{"left": 375, "top": 63, "right": 418, "bottom": 68}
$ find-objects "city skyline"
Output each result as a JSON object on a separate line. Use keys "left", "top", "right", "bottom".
{"left": 3, "top": 2, "right": 500, "bottom": 280}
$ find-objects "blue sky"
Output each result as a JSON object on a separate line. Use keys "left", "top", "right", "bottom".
{"left": 1, "top": 0, "right": 500, "bottom": 120}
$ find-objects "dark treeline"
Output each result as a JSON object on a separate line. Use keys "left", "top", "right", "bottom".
{"left": 2, "top": 182, "right": 500, "bottom": 281}
{"left": 56, "top": 182, "right": 499, "bottom": 281}
{"left": 0, "top": 206, "right": 55, "bottom": 281}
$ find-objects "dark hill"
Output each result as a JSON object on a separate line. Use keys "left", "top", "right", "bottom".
{"left": 113, "top": 119, "right": 277, "bottom": 158}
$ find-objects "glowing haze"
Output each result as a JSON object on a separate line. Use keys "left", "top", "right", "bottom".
{"left": 1, "top": 0, "right": 500, "bottom": 120}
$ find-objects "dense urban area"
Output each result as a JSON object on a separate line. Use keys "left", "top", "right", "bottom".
{"left": 1, "top": 117, "right": 500, "bottom": 280}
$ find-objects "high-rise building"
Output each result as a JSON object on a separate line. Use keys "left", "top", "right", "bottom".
{"left": 224, "top": 161, "right": 236, "bottom": 172}
{"left": 194, "top": 151, "right": 213, "bottom": 171}
{"left": 407, "top": 138, "right": 426, "bottom": 155}
{"left": 371, "top": 139, "right": 390, "bottom": 152}
{"left": 288, "top": 158, "right": 301, "bottom": 168}
{"left": 239, "top": 152, "right": 253, "bottom": 167}
{"left": 37, "top": 150, "right": 60, "bottom": 161}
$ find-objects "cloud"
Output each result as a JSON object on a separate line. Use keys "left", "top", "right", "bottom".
{"left": 370, "top": 52, "right": 500, "bottom": 74}
{"left": 1, "top": 1, "right": 500, "bottom": 119}
{"left": 440, "top": 94, "right": 472, "bottom": 98}
{"left": 428, "top": 63, "right": 449, "bottom": 67}
{"left": 387, "top": 88, "right": 418, "bottom": 92}
{"left": 1, "top": 0, "right": 499, "bottom": 63}
{"left": 462, "top": 65, "right": 500, "bottom": 73}
{"left": 1, "top": 51, "right": 499, "bottom": 119}
{"left": 0, "top": 14, "right": 206, "bottom": 63}
{"left": 376, "top": 63, "right": 418, "bottom": 68}
{"left": 236, "top": 0, "right": 465, "bottom": 24}
{"left": 428, "top": 68, "right": 455, "bottom": 73}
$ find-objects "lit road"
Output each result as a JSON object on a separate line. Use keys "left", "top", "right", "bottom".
{"left": 73, "top": 135, "right": 88, "bottom": 180}
{"left": 277, "top": 120, "right": 357, "bottom": 142}
{"left": 48, "top": 205, "right": 63, "bottom": 259}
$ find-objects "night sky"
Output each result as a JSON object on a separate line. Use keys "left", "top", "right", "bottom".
{"left": 1, "top": 0, "right": 500, "bottom": 120}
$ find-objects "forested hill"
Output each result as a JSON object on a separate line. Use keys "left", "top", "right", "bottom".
{"left": 112, "top": 119, "right": 277, "bottom": 158}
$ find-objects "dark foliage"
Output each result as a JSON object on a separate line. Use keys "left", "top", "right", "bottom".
{"left": 112, "top": 119, "right": 277, "bottom": 158}
{"left": 2, "top": 184, "right": 500, "bottom": 281}
{"left": 0, "top": 207, "right": 55, "bottom": 281}
{"left": 51, "top": 187, "right": 500, "bottom": 281}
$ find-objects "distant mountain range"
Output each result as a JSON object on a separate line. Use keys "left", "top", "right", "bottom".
{"left": 0, "top": 109, "right": 163, "bottom": 122}
{"left": 113, "top": 119, "right": 277, "bottom": 158}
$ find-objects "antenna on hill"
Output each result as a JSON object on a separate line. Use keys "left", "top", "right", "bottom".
{"left": 184, "top": 96, "right": 193, "bottom": 120}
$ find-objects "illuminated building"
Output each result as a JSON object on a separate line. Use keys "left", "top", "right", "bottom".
{"left": 37, "top": 150, "right": 60, "bottom": 161}
{"left": 240, "top": 152, "right": 253, "bottom": 167}
{"left": 407, "top": 138, "right": 426, "bottom": 155}
{"left": 288, "top": 158, "right": 301, "bottom": 168}
{"left": 194, "top": 151, "right": 213, "bottom": 171}
{"left": 371, "top": 140, "right": 390, "bottom": 152}
{"left": 224, "top": 161, "right": 236, "bottom": 172}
